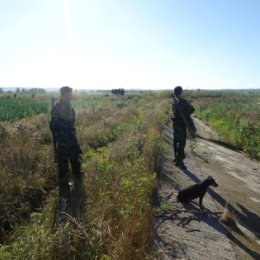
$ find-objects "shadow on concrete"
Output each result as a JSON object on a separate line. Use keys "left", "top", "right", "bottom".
{"left": 179, "top": 167, "right": 260, "bottom": 259}
{"left": 236, "top": 203, "right": 260, "bottom": 236}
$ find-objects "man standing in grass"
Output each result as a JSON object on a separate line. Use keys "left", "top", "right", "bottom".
{"left": 172, "top": 86, "right": 196, "bottom": 170}
{"left": 50, "top": 86, "right": 83, "bottom": 213}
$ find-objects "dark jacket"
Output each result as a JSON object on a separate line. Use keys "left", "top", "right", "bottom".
{"left": 172, "top": 96, "right": 195, "bottom": 128}
{"left": 50, "top": 100, "right": 77, "bottom": 145}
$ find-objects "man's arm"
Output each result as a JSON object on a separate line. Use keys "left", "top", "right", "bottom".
{"left": 183, "top": 100, "right": 195, "bottom": 115}
{"left": 184, "top": 100, "right": 196, "bottom": 135}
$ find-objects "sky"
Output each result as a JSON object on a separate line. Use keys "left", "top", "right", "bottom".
{"left": 0, "top": 0, "right": 260, "bottom": 90}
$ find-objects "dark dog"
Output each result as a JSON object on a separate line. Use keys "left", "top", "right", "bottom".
{"left": 177, "top": 176, "right": 218, "bottom": 208}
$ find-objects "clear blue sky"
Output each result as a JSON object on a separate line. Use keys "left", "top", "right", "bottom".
{"left": 0, "top": 0, "right": 260, "bottom": 90}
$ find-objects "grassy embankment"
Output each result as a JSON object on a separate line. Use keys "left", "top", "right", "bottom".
{"left": 0, "top": 92, "right": 170, "bottom": 260}
{"left": 186, "top": 90, "right": 260, "bottom": 160}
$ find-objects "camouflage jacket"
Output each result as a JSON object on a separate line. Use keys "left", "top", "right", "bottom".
{"left": 172, "top": 96, "right": 195, "bottom": 127}
{"left": 50, "top": 100, "right": 77, "bottom": 143}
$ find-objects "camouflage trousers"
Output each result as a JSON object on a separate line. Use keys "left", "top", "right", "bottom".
{"left": 173, "top": 124, "right": 187, "bottom": 164}
{"left": 56, "top": 142, "right": 82, "bottom": 199}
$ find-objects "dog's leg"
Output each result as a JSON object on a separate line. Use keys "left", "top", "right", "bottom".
{"left": 199, "top": 197, "right": 204, "bottom": 209}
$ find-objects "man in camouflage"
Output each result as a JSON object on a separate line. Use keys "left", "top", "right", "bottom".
{"left": 50, "top": 86, "right": 83, "bottom": 203}
{"left": 172, "top": 86, "right": 195, "bottom": 170}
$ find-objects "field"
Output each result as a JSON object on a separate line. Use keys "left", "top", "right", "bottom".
{"left": 0, "top": 95, "right": 49, "bottom": 121}
{"left": 187, "top": 90, "right": 260, "bottom": 160}
{"left": 0, "top": 90, "right": 259, "bottom": 259}
{"left": 0, "top": 91, "right": 170, "bottom": 260}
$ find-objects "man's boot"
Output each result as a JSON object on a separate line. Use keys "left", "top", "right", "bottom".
{"left": 175, "top": 159, "right": 187, "bottom": 170}
{"left": 59, "top": 182, "right": 71, "bottom": 211}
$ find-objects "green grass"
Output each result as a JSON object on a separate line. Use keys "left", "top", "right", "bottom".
{"left": 0, "top": 96, "right": 49, "bottom": 121}
{"left": 189, "top": 90, "right": 260, "bottom": 160}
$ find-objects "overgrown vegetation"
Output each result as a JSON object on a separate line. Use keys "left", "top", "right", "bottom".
{"left": 187, "top": 90, "right": 260, "bottom": 160}
{"left": 0, "top": 92, "right": 169, "bottom": 259}
{"left": 0, "top": 89, "right": 258, "bottom": 259}
{"left": 0, "top": 114, "right": 56, "bottom": 240}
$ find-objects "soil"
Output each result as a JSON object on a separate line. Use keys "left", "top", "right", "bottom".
{"left": 151, "top": 117, "right": 260, "bottom": 260}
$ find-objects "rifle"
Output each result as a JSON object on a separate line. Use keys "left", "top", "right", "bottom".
{"left": 51, "top": 97, "right": 58, "bottom": 163}
{"left": 173, "top": 96, "right": 197, "bottom": 138}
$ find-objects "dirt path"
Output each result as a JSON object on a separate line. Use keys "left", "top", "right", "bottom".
{"left": 151, "top": 118, "right": 260, "bottom": 260}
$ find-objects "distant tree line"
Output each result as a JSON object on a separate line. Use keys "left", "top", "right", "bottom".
{"left": 16, "top": 88, "right": 46, "bottom": 94}
{"left": 0, "top": 88, "right": 46, "bottom": 94}
{"left": 111, "top": 88, "right": 125, "bottom": 95}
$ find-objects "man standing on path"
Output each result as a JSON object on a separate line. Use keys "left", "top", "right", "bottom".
{"left": 172, "top": 86, "right": 196, "bottom": 169}
{"left": 50, "top": 86, "right": 83, "bottom": 212}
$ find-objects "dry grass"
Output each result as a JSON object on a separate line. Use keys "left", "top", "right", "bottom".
{"left": 0, "top": 115, "right": 56, "bottom": 240}
{"left": 0, "top": 93, "right": 171, "bottom": 259}
{"left": 220, "top": 208, "right": 237, "bottom": 228}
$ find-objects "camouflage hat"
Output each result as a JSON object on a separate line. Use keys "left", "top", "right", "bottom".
{"left": 60, "top": 86, "right": 72, "bottom": 95}
{"left": 174, "top": 86, "right": 183, "bottom": 96}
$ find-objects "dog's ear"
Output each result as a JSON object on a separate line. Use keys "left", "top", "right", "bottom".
{"left": 207, "top": 176, "right": 213, "bottom": 180}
